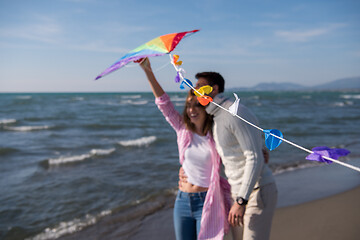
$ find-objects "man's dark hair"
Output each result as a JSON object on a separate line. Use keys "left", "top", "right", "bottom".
{"left": 195, "top": 72, "right": 225, "bottom": 93}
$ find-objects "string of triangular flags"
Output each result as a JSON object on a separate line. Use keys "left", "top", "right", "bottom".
{"left": 169, "top": 54, "right": 359, "bottom": 173}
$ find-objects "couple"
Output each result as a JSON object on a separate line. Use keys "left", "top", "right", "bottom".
{"left": 138, "top": 58, "right": 277, "bottom": 240}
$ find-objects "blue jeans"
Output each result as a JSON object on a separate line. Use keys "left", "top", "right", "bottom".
{"left": 173, "top": 190, "right": 207, "bottom": 240}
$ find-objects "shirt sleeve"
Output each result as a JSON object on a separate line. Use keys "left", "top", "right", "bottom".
{"left": 229, "top": 106, "right": 264, "bottom": 200}
{"left": 155, "top": 93, "right": 183, "bottom": 132}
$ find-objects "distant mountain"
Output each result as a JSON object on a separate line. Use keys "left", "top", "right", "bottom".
{"left": 311, "top": 77, "right": 360, "bottom": 90}
{"left": 228, "top": 76, "right": 360, "bottom": 91}
{"left": 252, "top": 82, "right": 305, "bottom": 91}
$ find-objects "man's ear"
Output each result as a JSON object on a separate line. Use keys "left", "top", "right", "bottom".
{"left": 212, "top": 84, "right": 219, "bottom": 96}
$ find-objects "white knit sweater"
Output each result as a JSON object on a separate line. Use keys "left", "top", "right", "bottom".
{"left": 206, "top": 94, "right": 275, "bottom": 199}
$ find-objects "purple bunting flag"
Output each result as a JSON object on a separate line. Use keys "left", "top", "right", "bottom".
{"left": 305, "top": 146, "right": 350, "bottom": 164}
{"left": 174, "top": 72, "right": 181, "bottom": 83}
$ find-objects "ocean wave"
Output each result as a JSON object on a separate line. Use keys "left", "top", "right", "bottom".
{"left": 83, "top": 123, "right": 124, "bottom": 130}
{"left": 249, "top": 95, "right": 259, "bottom": 100}
{"left": 271, "top": 161, "right": 319, "bottom": 175}
{"left": 72, "top": 97, "right": 84, "bottom": 101}
{"left": 121, "top": 100, "right": 148, "bottom": 105}
{"left": 0, "top": 147, "right": 18, "bottom": 155}
{"left": 26, "top": 210, "right": 112, "bottom": 240}
{"left": 340, "top": 94, "right": 360, "bottom": 99}
{"left": 16, "top": 95, "right": 32, "bottom": 99}
{"left": 333, "top": 102, "right": 345, "bottom": 107}
{"left": 89, "top": 148, "right": 116, "bottom": 156}
{"left": 48, "top": 148, "right": 115, "bottom": 165}
{"left": 332, "top": 101, "right": 354, "bottom": 107}
{"left": 96, "top": 101, "right": 121, "bottom": 106}
{"left": 170, "top": 96, "right": 186, "bottom": 102}
{"left": 121, "top": 95, "right": 141, "bottom": 99}
{"left": 118, "top": 136, "right": 156, "bottom": 147}
{"left": 270, "top": 157, "right": 352, "bottom": 175}
{"left": 4, "top": 125, "right": 50, "bottom": 131}
{"left": 0, "top": 119, "right": 16, "bottom": 124}
{"left": 302, "top": 95, "right": 312, "bottom": 99}
{"left": 26, "top": 191, "right": 175, "bottom": 240}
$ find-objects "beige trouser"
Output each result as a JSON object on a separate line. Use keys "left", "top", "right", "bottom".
{"left": 224, "top": 182, "right": 278, "bottom": 240}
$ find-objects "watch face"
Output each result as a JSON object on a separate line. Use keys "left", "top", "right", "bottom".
{"left": 237, "top": 197, "right": 248, "bottom": 205}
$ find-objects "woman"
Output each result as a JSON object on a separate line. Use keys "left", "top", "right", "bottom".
{"left": 137, "top": 58, "right": 230, "bottom": 240}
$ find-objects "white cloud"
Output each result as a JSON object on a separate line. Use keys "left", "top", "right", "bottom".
{"left": 275, "top": 23, "right": 346, "bottom": 42}
{"left": 68, "top": 41, "right": 129, "bottom": 53}
{"left": 275, "top": 28, "right": 329, "bottom": 42}
{"left": 0, "top": 15, "right": 62, "bottom": 44}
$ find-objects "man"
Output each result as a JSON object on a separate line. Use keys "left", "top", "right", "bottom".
{"left": 181, "top": 72, "right": 277, "bottom": 240}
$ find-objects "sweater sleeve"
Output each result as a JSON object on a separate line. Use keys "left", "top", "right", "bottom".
{"left": 229, "top": 106, "right": 264, "bottom": 200}
{"left": 155, "top": 93, "right": 183, "bottom": 132}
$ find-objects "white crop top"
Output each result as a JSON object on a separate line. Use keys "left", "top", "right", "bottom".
{"left": 182, "top": 133, "right": 213, "bottom": 188}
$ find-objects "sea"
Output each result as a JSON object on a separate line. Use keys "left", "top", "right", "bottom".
{"left": 1, "top": 91, "right": 360, "bottom": 240}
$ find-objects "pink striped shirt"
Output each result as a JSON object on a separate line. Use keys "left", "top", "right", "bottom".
{"left": 155, "top": 93, "right": 231, "bottom": 240}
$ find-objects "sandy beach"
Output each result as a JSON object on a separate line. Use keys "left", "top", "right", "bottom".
{"left": 270, "top": 186, "right": 360, "bottom": 240}
{"left": 128, "top": 186, "right": 360, "bottom": 240}
{"left": 56, "top": 159, "right": 360, "bottom": 240}
{"left": 129, "top": 160, "right": 360, "bottom": 240}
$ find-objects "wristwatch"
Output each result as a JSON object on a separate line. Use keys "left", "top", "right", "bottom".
{"left": 236, "top": 197, "right": 248, "bottom": 206}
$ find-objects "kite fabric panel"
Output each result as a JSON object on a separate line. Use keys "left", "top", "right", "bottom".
{"left": 95, "top": 29, "right": 199, "bottom": 80}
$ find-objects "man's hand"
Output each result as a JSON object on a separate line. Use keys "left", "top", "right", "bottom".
{"left": 228, "top": 203, "right": 246, "bottom": 226}
{"left": 262, "top": 148, "right": 269, "bottom": 164}
{"left": 178, "top": 167, "right": 188, "bottom": 188}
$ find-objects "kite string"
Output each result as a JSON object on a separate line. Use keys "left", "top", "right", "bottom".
{"left": 169, "top": 54, "right": 360, "bottom": 173}
{"left": 154, "top": 61, "right": 171, "bottom": 73}
{"left": 126, "top": 60, "right": 170, "bottom": 73}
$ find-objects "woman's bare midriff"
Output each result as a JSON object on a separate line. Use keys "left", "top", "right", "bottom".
{"left": 179, "top": 181, "right": 208, "bottom": 193}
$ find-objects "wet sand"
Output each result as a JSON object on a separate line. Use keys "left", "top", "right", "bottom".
{"left": 128, "top": 186, "right": 360, "bottom": 240}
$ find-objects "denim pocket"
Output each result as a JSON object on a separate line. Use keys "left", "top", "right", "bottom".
{"left": 175, "top": 190, "right": 182, "bottom": 201}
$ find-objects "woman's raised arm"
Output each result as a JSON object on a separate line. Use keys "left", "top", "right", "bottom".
{"left": 138, "top": 58, "right": 165, "bottom": 98}
{"left": 137, "top": 57, "right": 183, "bottom": 132}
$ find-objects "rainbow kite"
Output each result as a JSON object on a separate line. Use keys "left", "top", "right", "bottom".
{"left": 95, "top": 29, "right": 199, "bottom": 80}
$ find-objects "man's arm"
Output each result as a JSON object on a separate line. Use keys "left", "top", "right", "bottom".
{"left": 228, "top": 106, "right": 265, "bottom": 226}
{"left": 231, "top": 106, "right": 264, "bottom": 200}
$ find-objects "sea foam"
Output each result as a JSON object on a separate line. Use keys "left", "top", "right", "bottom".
{"left": 48, "top": 148, "right": 115, "bottom": 165}
{"left": 121, "top": 95, "right": 141, "bottom": 99}
{"left": 170, "top": 96, "right": 186, "bottom": 102}
{"left": 121, "top": 100, "right": 148, "bottom": 105}
{"left": 0, "top": 119, "right": 16, "bottom": 124}
{"left": 16, "top": 95, "right": 32, "bottom": 99}
{"left": 26, "top": 210, "right": 112, "bottom": 240}
{"left": 118, "top": 136, "right": 156, "bottom": 147}
{"left": 340, "top": 94, "right": 360, "bottom": 99}
{"left": 4, "top": 125, "right": 50, "bottom": 131}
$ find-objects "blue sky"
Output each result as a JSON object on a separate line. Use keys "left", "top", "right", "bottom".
{"left": 0, "top": 0, "right": 359, "bottom": 92}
